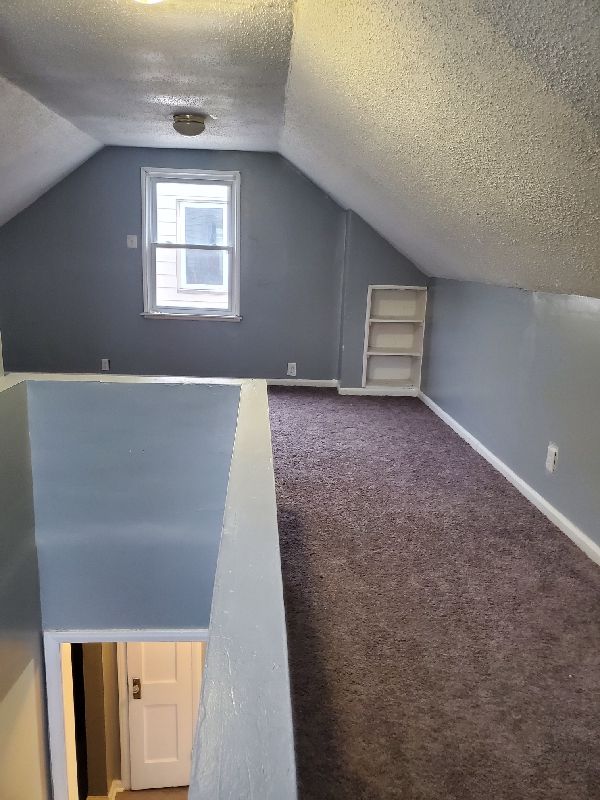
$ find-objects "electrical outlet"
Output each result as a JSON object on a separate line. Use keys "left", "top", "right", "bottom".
{"left": 545, "top": 442, "right": 558, "bottom": 473}
{"left": 287, "top": 362, "right": 297, "bottom": 377}
{"left": 127, "top": 235, "right": 138, "bottom": 249}
{"left": 101, "top": 358, "right": 110, "bottom": 372}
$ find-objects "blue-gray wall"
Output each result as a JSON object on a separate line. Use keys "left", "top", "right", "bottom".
{"left": 0, "top": 147, "right": 345, "bottom": 380}
{"left": 422, "top": 279, "right": 600, "bottom": 547}
{"left": 27, "top": 381, "right": 239, "bottom": 629}
{"left": 338, "top": 212, "right": 427, "bottom": 388}
{"left": 0, "top": 383, "right": 50, "bottom": 799}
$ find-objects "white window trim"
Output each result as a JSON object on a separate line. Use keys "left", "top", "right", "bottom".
{"left": 141, "top": 167, "right": 241, "bottom": 321}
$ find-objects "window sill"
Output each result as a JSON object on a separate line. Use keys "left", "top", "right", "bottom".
{"left": 142, "top": 312, "right": 242, "bottom": 322}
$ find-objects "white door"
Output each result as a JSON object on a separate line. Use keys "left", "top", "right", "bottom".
{"left": 126, "top": 642, "right": 203, "bottom": 790}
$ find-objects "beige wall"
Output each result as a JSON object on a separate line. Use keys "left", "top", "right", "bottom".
{"left": 102, "top": 643, "right": 121, "bottom": 789}
{"left": 83, "top": 643, "right": 121, "bottom": 796}
{"left": 0, "top": 640, "right": 49, "bottom": 800}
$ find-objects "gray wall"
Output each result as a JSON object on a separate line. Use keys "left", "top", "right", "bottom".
{"left": 0, "top": 383, "right": 50, "bottom": 800}
{"left": 27, "top": 380, "right": 239, "bottom": 629}
{"left": 422, "top": 279, "right": 600, "bottom": 546}
{"left": 0, "top": 147, "right": 345, "bottom": 380}
{"left": 338, "top": 211, "right": 427, "bottom": 388}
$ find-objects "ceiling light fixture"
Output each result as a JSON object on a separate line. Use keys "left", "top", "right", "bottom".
{"left": 134, "top": 0, "right": 165, "bottom": 5}
{"left": 172, "top": 113, "right": 206, "bottom": 136}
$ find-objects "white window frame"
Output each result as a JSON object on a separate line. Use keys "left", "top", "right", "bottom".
{"left": 141, "top": 167, "right": 241, "bottom": 321}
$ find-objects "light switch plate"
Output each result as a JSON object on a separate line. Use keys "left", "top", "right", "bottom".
{"left": 127, "top": 235, "right": 138, "bottom": 249}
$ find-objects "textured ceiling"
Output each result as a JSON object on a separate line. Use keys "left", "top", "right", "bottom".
{"left": 0, "top": 0, "right": 598, "bottom": 296}
{"left": 0, "top": 75, "right": 99, "bottom": 226}
{"left": 0, "top": 0, "right": 293, "bottom": 150}
{"left": 282, "top": 0, "right": 600, "bottom": 297}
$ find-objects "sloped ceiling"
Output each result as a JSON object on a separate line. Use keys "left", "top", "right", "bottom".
{"left": 0, "top": 75, "right": 99, "bottom": 227}
{"left": 0, "top": 0, "right": 598, "bottom": 296}
{"left": 283, "top": 0, "right": 600, "bottom": 297}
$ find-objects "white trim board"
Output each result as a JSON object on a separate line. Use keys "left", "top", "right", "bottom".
{"left": 338, "top": 386, "right": 418, "bottom": 397}
{"left": 267, "top": 378, "right": 339, "bottom": 388}
{"left": 44, "top": 628, "right": 209, "bottom": 800}
{"left": 419, "top": 392, "right": 600, "bottom": 567}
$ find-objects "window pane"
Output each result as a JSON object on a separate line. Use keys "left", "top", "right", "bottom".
{"left": 184, "top": 248, "right": 227, "bottom": 286}
{"left": 155, "top": 181, "right": 230, "bottom": 245}
{"left": 184, "top": 205, "right": 225, "bottom": 247}
{"left": 154, "top": 246, "right": 230, "bottom": 312}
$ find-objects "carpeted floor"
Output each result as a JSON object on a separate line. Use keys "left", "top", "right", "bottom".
{"left": 268, "top": 388, "right": 600, "bottom": 800}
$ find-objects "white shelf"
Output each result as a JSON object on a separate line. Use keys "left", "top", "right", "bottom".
{"left": 367, "top": 349, "right": 422, "bottom": 357}
{"left": 369, "top": 317, "right": 425, "bottom": 324}
{"left": 369, "top": 287, "right": 427, "bottom": 321}
{"left": 362, "top": 286, "right": 427, "bottom": 392}
{"left": 365, "top": 378, "right": 416, "bottom": 388}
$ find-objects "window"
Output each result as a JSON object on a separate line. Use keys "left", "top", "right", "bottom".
{"left": 142, "top": 168, "right": 240, "bottom": 319}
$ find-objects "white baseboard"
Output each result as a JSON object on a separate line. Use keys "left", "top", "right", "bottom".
{"left": 267, "top": 378, "right": 339, "bottom": 387}
{"left": 267, "top": 379, "right": 418, "bottom": 396}
{"left": 338, "top": 386, "right": 418, "bottom": 397}
{"left": 109, "top": 779, "right": 124, "bottom": 799}
{"left": 87, "top": 781, "right": 123, "bottom": 800}
{"left": 419, "top": 392, "right": 600, "bottom": 567}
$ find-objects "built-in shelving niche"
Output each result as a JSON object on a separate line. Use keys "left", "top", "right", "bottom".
{"left": 362, "top": 286, "right": 427, "bottom": 394}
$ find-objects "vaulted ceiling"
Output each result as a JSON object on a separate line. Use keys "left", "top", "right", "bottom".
{"left": 0, "top": 0, "right": 598, "bottom": 296}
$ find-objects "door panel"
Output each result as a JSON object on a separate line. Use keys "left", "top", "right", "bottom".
{"left": 127, "top": 642, "right": 201, "bottom": 790}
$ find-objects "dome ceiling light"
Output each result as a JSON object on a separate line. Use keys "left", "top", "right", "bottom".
{"left": 172, "top": 113, "right": 207, "bottom": 136}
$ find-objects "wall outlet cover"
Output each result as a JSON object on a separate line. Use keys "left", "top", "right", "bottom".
{"left": 545, "top": 442, "right": 559, "bottom": 473}
{"left": 287, "top": 362, "right": 297, "bottom": 377}
{"left": 101, "top": 358, "right": 110, "bottom": 372}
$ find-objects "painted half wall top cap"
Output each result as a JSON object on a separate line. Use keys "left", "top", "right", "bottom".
{"left": 173, "top": 113, "right": 206, "bottom": 136}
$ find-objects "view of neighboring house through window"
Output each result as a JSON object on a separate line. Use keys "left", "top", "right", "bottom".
{"left": 142, "top": 168, "right": 240, "bottom": 318}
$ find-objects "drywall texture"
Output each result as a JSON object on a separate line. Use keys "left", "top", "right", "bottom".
{"left": 0, "top": 383, "right": 50, "bottom": 800}
{"left": 282, "top": 0, "right": 600, "bottom": 297}
{"left": 338, "top": 211, "right": 427, "bottom": 388}
{"left": 27, "top": 380, "right": 239, "bottom": 629}
{"left": 0, "top": 147, "right": 345, "bottom": 380}
{"left": 191, "top": 382, "right": 296, "bottom": 800}
{"left": 422, "top": 279, "right": 600, "bottom": 546}
{"left": 0, "top": 0, "right": 293, "bottom": 152}
{"left": 0, "top": 74, "right": 99, "bottom": 226}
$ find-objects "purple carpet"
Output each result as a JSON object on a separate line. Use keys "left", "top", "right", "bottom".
{"left": 268, "top": 388, "right": 600, "bottom": 800}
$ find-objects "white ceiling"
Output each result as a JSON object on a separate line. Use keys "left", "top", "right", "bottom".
{"left": 0, "top": 0, "right": 598, "bottom": 296}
